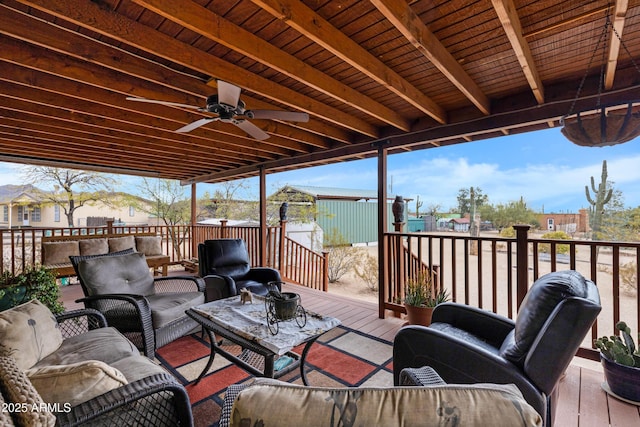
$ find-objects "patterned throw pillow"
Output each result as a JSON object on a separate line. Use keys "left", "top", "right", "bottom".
{"left": 0, "top": 300, "right": 63, "bottom": 370}
{"left": 0, "top": 356, "right": 56, "bottom": 427}
{"left": 229, "top": 379, "right": 543, "bottom": 427}
{"left": 26, "top": 360, "right": 128, "bottom": 407}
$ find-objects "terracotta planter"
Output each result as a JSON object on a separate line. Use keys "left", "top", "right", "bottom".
{"left": 404, "top": 304, "right": 434, "bottom": 326}
{"left": 601, "top": 354, "right": 640, "bottom": 403}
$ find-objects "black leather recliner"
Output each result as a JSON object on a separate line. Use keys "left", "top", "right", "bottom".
{"left": 198, "top": 238, "right": 282, "bottom": 300}
{"left": 393, "top": 270, "right": 601, "bottom": 427}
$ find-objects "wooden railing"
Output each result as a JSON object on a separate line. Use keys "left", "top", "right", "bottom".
{"left": 383, "top": 225, "right": 640, "bottom": 360}
{"left": 1, "top": 222, "right": 328, "bottom": 292}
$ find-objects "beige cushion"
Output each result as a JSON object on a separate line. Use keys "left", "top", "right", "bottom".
{"left": 77, "top": 252, "right": 155, "bottom": 296}
{"left": 0, "top": 300, "right": 63, "bottom": 370}
{"left": 135, "top": 235, "right": 163, "bottom": 256}
{"left": 0, "top": 356, "right": 55, "bottom": 427}
{"left": 42, "top": 241, "right": 79, "bottom": 266}
{"left": 108, "top": 235, "right": 135, "bottom": 253}
{"left": 79, "top": 238, "right": 109, "bottom": 256}
{"left": 26, "top": 360, "right": 128, "bottom": 407}
{"left": 230, "top": 379, "right": 543, "bottom": 427}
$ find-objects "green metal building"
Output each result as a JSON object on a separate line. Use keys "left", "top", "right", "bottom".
{"left": 270, "top": 185, "right": 398, "bottom": 245}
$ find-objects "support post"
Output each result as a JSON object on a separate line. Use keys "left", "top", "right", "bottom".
{"left": 377, "top": 143, "right": 389, "bottom": 319}
{"left": 278, "top": 219, "right": 287, "bottom": 272}
{"left": 514, "top": 224, "right": 531, "bottom": 309}
{"left": 191, "top": 183, "right": 197, "bottom": 259}
{"left": 259, "top": 167, "right": 267, "bottom": 266}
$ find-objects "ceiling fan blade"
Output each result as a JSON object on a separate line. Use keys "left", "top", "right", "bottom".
{"left": 126, "top": 97, "right": 201, "bottom": 110}
{"left": 217, "top": 80, "right": 242, "bottom": 109}
{"left": 176, "top": 117, "right": 218, "bottom": 133}
{"left": 233, "top": 119, "right": 270, "bottom": 140}
{"left": 250, "top": 110, "right": 309, "bottom": 122}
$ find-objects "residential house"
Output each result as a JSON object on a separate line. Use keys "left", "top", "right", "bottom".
{"left": 0, "top": 184, "right": 155, "bottom": 229}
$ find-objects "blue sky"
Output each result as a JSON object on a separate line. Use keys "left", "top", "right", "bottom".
{"left": 2, "top": 126, "right": 640, "bottom": 213}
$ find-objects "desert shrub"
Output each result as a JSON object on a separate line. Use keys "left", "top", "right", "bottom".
{"left": 354, "top": 253, "right": 378, "bottom": 291}
{"left": 324, "top": 228, "right": 363, "bottom": 283}
{"left": 499, "top": 226, "right": 515, "bottom": 238}
{"left": 539, "top": 231, "right": 571, "bottom": 254}
{"left": 620, "top": 261, "right": 638, "bottom": 293}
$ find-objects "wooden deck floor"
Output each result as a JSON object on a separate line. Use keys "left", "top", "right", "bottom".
{"left": 59, "top": 281, "right": 640, "bottom": 426}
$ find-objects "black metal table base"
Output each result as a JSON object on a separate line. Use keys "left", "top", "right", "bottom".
{"left": 187, "top": 309, "right": 321, "bottom": 385}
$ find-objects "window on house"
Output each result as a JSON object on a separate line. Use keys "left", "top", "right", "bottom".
{"left": 54, "top": 205, "right": 60, "bottom": 222}
{"left": 17, "top": 206, "right": 23, "bottom": 220}
{"left": 129, "top": 206, "right": 135, "bottom": 217}
{"left": 32, "top": 207, "right": 41, "bottom": 222}
{"left": 2, "top": 206, "right": 7, "bottom": 222}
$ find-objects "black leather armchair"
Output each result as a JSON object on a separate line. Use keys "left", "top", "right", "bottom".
{"left": 393, "top": 270, "right": 601, "bottom": 427}
{"left": 198, "top": 238, "right": 282, "bottom": 299}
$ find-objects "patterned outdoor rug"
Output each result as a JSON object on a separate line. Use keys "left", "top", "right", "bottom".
{"left": 156, "top": 326, "right": 394, "bottom": 427}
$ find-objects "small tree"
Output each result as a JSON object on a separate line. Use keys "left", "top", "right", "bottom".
{"left": 22, "top": 167, "right": 118, "bottom": 227}
{"left": 131, "top": 178, "right": 190, "bottom": 258}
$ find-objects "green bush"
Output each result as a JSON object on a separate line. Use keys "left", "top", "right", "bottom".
{"left": 539, "top": 231, "right": 571, "bottom": 255}
{"left": 0, "top": 266, "right": 64, "bottom": 314}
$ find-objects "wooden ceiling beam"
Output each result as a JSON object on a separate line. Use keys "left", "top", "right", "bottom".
{"left": 0, "top": 53, "right": 304, "bottom": 157}
{"left": 132, "top": 0, "right": 411, "bottom": 132}
{"left": 16, "top": 0, "right": 378, "bottom": 138}
{"left": 370, "top": 0, "right": 490, "bottom": 115}
{"left": 0, "top": 84, "right": 271, "bottom": 164}
{"left": 0, "top": 134, "right": 198, "bottom": 178}
{"left": 491, "top": 0, "right": 545, "bottom": 104}
{"left": 605, "top": 0, "right": 629, "bottom": 90}
{"left": 250, "top": 0, "right": 447, "bottom": 124}
{"left": 0, "top": 9, "right": 334, "bottom": 151}
{"left": 0, "top": 113, "right": 237, "bottom": 169}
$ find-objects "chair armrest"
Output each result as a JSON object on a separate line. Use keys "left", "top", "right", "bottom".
{"left": 153, "top": 275, "right": 206, "bottom": 293}
{"left": 203, "top": 275, "right": 233, "bottom": 301}
{"left": 54, "top": 372, "right": 193, "bottom": 427}
{"left": 245, "top": 267, "right": 281, "bottom": 284}
{"left": 55, "top": 309, "right": 107, "bottom": 338}
{"left": 432, "top": 302, "right": 515, "bottom": 345}
{"left": 75, "top": 294, "right": 155, "bottom": 358}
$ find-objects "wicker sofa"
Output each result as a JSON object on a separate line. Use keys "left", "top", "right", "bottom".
{"left": 41, "top": 233, "right": 170, "bottom": 278}
{"left": 0, "top": 300, "right": 193, "bottom": 426}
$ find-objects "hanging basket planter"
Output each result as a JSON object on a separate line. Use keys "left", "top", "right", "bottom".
{"left": 561, "top": 103, "right": 640, "bottom": 147}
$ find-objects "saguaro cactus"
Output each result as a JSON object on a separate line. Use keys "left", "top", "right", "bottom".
{"left": 585, "top": 160, "right": 613, "bottom": 240}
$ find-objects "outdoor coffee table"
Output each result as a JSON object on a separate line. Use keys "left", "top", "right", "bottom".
{"left": 186, "top": 294, "right": 341, "bottom": 385}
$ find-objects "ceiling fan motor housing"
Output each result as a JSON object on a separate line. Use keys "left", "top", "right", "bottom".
{"left": 206, "top": 95, "right": 245, "bottom": 115}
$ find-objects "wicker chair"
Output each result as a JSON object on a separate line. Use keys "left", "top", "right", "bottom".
{"left": 70, "top": 251, "right": 205, "bottom": 359}
{"left": 52, "top": 309, "right": 193, "bottom": 426}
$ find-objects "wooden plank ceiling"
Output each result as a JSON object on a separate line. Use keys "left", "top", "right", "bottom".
{"left": 2, "top": 0, "right": 640, "bottom": 184}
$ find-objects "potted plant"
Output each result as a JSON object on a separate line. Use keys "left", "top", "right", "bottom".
{"left": 594, "top": 321, "right": 640, "bottom": 402}
{"left": 0, "top": 266, "right": 64, "bottom": 314}
{"left": 403, "top": 271, "right": 449, "bottom": 326}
